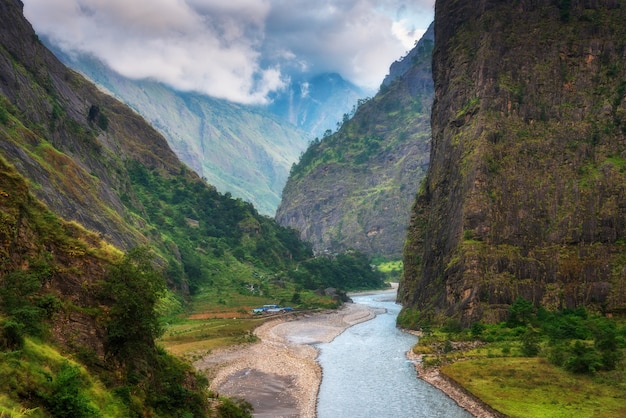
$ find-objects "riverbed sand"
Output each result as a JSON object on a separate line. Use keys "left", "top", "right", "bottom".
{"left": 193, "top": 302, "right": 378, "bottom": 417}
{"left": 194, "top": 288, "right": 496, "bottom": 418}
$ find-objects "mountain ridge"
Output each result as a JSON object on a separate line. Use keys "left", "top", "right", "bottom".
{"left": 41, "top": 43, "right": 311, "bottom": 215}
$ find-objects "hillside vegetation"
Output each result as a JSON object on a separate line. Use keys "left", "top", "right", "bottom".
{"left": 0, "top": 153, "right": 211, "bottom": 416}
{"left": 403, "top": 299, "right": 626, "bottom": 417}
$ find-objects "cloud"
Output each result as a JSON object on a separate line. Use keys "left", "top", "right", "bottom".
{"left": 23, "top": 0, "right": 433, "bottom": 103}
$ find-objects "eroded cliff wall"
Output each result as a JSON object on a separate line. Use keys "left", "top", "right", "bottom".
{"left": 400, "top": 0, "right": 626, "bottom": 325}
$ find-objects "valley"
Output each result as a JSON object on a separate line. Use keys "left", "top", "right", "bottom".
{"left": 1, "top": 0, "right": 626, "bottom": 417}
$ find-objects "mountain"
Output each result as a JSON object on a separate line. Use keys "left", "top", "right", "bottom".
{"left": 41, "top": 45, "right": 311, "bottom": 216}
{"left": 43, "top": 43, "right": 370, "bottom": 216}
{"left": 382, "top": 24, "right": 435, "bottom": 87}
{"left": 275, "top": 27, "right": 434, "bottom": 259}
{"left": 399, "top": 0, "right": 626, "bottom": 326}
{"left": 1, "top": 1, "right": 379, "bottom": 415}
{"left": 267, "top": 72, "right": 368, "bottom": 138}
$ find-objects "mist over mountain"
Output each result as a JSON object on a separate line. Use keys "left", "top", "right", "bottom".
{"left": 267, "top": 73, "right": 368, "bottom": 138}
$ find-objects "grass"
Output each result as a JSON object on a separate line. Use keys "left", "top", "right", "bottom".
{"left": 0, "top": 337, "right": 127, "bottom": 417}
{"left": 158, "top": 283, "right": 336, "bottom": 359}
{"left": 411, "top": 310, "right": 626, "bottom": 418}
{"left": 442, "top": 357, "right": 626, "bottom": 418}
{"left": 158, "top": 318, "right": 263, "bottom": 359}
{"left": 376, "top": 259, "right": 403, "bottom": 274}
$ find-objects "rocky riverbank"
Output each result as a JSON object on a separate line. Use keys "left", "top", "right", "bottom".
{"left": 193, "top": 302, "right": 377, "bottom": 417}
{"left": 405, "top": 349, "right": 504, "bottom": 418}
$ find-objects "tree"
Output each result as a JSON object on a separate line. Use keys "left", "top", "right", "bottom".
{"left": 43, "top": 362, "right": 100, "bottom": 418}
{"left": 564, "top": 341, "right": 603, "bottom": 374}
{"left": 507, "top": 297, "right": 535, "bottom": 327}
{"left": 520, "top": 327, "right": 542, "bottom": 357}
{"left": 593, "top": 319, "right": 622, "bottom": 371}
{"left": 102, "top": 247, "right": 165, "bottom": 363}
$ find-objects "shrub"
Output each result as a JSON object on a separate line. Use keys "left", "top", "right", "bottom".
{"left": 564, "top": 341, "right": 603, "bottom": 374}
{"left": 0, "top": 320, "right": 24, "bottom": 351}
{"left": 102, "top": 247, "right": 165, "bottom": 362}
{"left": 216, "top": 397, "right": 253, "bottom": 418}
{"left": 507, "top": 297, "right": 535, "bottom": 327}
{"left": 397, "top": 307, "right": 423, "bottom": 330}
{"left": 0, "top": 104, "right": 8, "bottom": 125}
{"left": 520, "top": 327, "right": 542, "bottom": 357}
{"left": 471, "top": 321, "right": 486, "bottom": 337}
{"left": 42, "top": 362, "right": 100, "bottom": 418}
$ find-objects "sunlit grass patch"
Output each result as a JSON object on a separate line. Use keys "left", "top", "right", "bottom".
{"left": 442, "top": 357, "right": 626, "bottom": 418}
{"left": 159, "top": 317, "right": 263, "bottom": 358}
{"left": 0, "top": 338, "right": 127, "bottom": 417}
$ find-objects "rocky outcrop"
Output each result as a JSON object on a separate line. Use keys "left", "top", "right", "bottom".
{"left": 275, "top": 29, "right": 434, "bottom": 258}
{"left": 400, "top": 0, "right": 626, "bottom": 325}
{"left": 382, "top": 23, "right": 434, "bottom": 87}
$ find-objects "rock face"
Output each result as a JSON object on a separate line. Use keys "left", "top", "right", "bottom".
{"left": 275, "top": 29, "right": 434, "bottom": 258}
{"left": 400, "top": 0, "right": 626, "bottom": 325}
{"left": 382, "top": 23, "right": 434, "bottom": 87}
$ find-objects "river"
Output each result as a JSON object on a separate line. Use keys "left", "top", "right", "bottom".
{"left": 316, "top": 291, "right": 474, "bottom": 418}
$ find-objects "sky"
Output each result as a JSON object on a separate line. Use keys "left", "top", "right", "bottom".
{"left": 23, "top": 0, "right": 434, "bottom": 104}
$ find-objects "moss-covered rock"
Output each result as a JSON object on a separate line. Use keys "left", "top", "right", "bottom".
{"left": 400, "top": 0, "right": 626, "bottom": 326}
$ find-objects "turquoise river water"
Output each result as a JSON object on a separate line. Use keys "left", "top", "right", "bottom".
{"left": 316, "top": 292, "right": 474, "bottom": 418}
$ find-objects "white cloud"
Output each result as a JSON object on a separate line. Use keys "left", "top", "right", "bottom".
{"left": 23, "top": 0, "right": 433, "bottom": 103}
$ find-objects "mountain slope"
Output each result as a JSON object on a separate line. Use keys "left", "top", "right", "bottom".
{"left": 1, "top": 0, "right": 367, "bottom": 415}
{"left": 0, "top": 3, "right": 182, "bottom": 250}
{"left": 399, "top": 0, "right": 626, "bottom": 325}
{"left": 40, "top": 46, "right": 311, "bottom": 216}
{"left": 275, "top": 26, "right": 434, "bottom": 258}
{"left": 267, "top": 72, "right": 367, "bottom": 137}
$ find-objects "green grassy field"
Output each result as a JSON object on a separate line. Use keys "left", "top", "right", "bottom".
{"left": 412, "top": 308, "right": 626, "bottom": 418}
{"left": 158, "top": 284, "right": 338, "bottom": 359}
{"left": 443, "top": 357, "right": 626, "bottom": 418}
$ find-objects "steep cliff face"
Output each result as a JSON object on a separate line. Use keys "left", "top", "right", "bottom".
{"left": 400, "top": 0, "right": 626, "bottom": 325}
{"left": 275, "top": 29, "right": 434, "bottom": 258}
